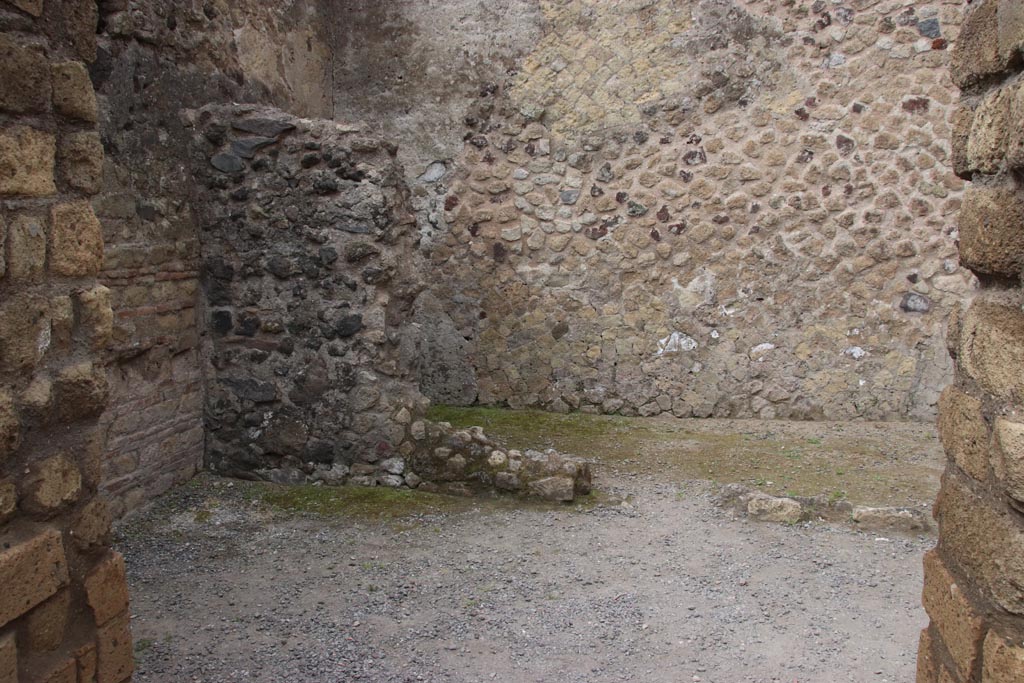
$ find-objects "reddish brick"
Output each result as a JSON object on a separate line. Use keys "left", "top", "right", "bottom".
{"left": 0, "top": 526, "right": 69, "bottom": 628}
{"left": 95, "top": 611, "right": 133, "bottom": 683}
{"left": 84, "top": 552, "right": 129, "bottom": 627}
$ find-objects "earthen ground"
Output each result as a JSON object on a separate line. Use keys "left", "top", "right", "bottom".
{"left": 119, "top": 416, "right": 941, "bottom": 682}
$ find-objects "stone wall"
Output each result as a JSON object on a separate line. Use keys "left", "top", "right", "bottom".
{"left": 917, "top": 1, "right": 1024, "bottom": 681}
{"left": 91, "top": 0, "right": 333, "bottom": 515}
{"left": 421, "top": 0, "right": 972, "bottom": 421}
{"left": 193, "top": 106, "right": 427, "bottom": 486}
{"left": 0, "top": 0, "right": 133, "bottom": 680}
{"left": 191, "top": 105, "right": 592, "bottom": 500}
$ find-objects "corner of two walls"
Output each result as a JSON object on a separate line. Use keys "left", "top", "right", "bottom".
{"left": 419, "top": 0, "right": 970, "bottom": 421}
{"left": 90, "top": 0, "right": 335, "bottom": 516}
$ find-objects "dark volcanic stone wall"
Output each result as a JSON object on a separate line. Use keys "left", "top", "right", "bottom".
{"left": 91, "top": 0, "right": 334, "bottom": 514}
{"left": 192, "top": 107, "right": 428, "bottom": 486}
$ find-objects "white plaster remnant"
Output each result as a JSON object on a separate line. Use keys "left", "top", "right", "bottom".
{"left": 844, "top": 346, "right": 867, "bottom": 360}
{"left": 749, "top": 342, "right": 775, "bottom": 360}
{"left": 656, "top": 331, "right": 698, "bottom": 356}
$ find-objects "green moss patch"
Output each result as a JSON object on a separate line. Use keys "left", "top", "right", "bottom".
{"left": 426, "top": 406, "right": 943, "bottom": 507}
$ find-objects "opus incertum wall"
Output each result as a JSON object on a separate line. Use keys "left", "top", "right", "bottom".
{"left": 917, "top": 1, "right": 1024, "bottom": 681}
{"left": 423, "top": 0, "right": 972, "bottom": 422}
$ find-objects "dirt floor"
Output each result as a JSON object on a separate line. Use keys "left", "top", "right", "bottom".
{"left": 119, "top": 415, "right": 944, "bottom": 683}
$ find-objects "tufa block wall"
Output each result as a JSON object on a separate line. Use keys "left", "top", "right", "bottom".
{"left": 0, "top": 0, "right": 133, "bottom": 681}
{"left": 918, "top": 0, "right": 1024, "bottom": 681}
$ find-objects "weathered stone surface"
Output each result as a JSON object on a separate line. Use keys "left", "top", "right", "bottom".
{"left": 922, "top": 550, "right": 985, "bottom": 681}
{"left": 0, "top": 126, "right": 56, "bottom": 197}
{"left": 746, "top": 493, "right": 802, "bottom": 524}
{"left": 0, "top": 527, "right": 69, "bottom": 628}
{"left": 527, "top": 476, "right": 574, "bottom": 502}
{"left": 0, "top": 292, "right": 48, "bottom": 373}
{"left": 51, "top": 201, "right": 104, "bottom": 277}
{"left": 935, "top": 473, "right": 1024, "bottom": 615}
{"left": 21, "top": 454, "right": 82, "bottom": 516}
{"left": 76, "top": 642, "right": 97, "bottom": 683}
{"left": 59, "top": 131, "right": 104, "bottom": 195}
{"left": 983, "top": 629, "right": 1024, "bottom": 683}
{"left": 958, "top": 184, "right": 1024, "bottom": 278}
{"left": 967, "top": 87, "right": 1011, "bottom": 175}
{"left": 917, "top": 628, "right": 938, "bottom": 683}
{"left": 1007, "top": 82, "right": 1024, "bottom": 170}
{"left": 937, "top": 387, "right": 989, "bottom": 481}
{"left": 75, "top": 285, "right": 113, "bottom": 351}
{"left": 951, "top": 103, "right": 976, "bottom": 179}
{"left": 0, "top": 391, "right": 19, "bottom": 463}
{"left": 7, "top": 213, "right": 47, "bottom": 281}
{"left": 998, "top": 0, "right": 1024, "bottom": 62}
{"left": 23, "top": 588, "right": 71, "bottom": 651}
{"left": 958, "top": 302, "right": 1024, "bottom": 403}
{"left": 54, "top": 362, "right": 109, "bottom": 421}
{"left": 231, "top": 117, "right": 296, "bottom": 138}
{"left": 95, "top": 610, "right": 133, "bottom": 683}
{"left": 401, "top": 292, "right": 478, "bottom": 405}
{"left": 851, "top": 506, "right": 930, "bottom": 532}
{"left": 0, "top": 480, "right": 15, "bottom": 526}
{"left": 0, "top": 33, "right": 50, "bottom": 113}
{"left": 994, "top": 418, "right": 1024, "bottom": 503}
{"left": 3, "top": 0, "right": 42, "bottom": 16}
{"left": 85, "top": 552, "right": 130, "bottom": 627}
{"left": 38, "top": 657, "right": 76, "bottom": 683}
{"left": 72, "top": 498, "right": 113, "bottom": 552}
{"left": 951, "top": 0, "right": 1007, "bottom": 89}
{"left": 51, "top": 62, "right": 98, "bottom": 122}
